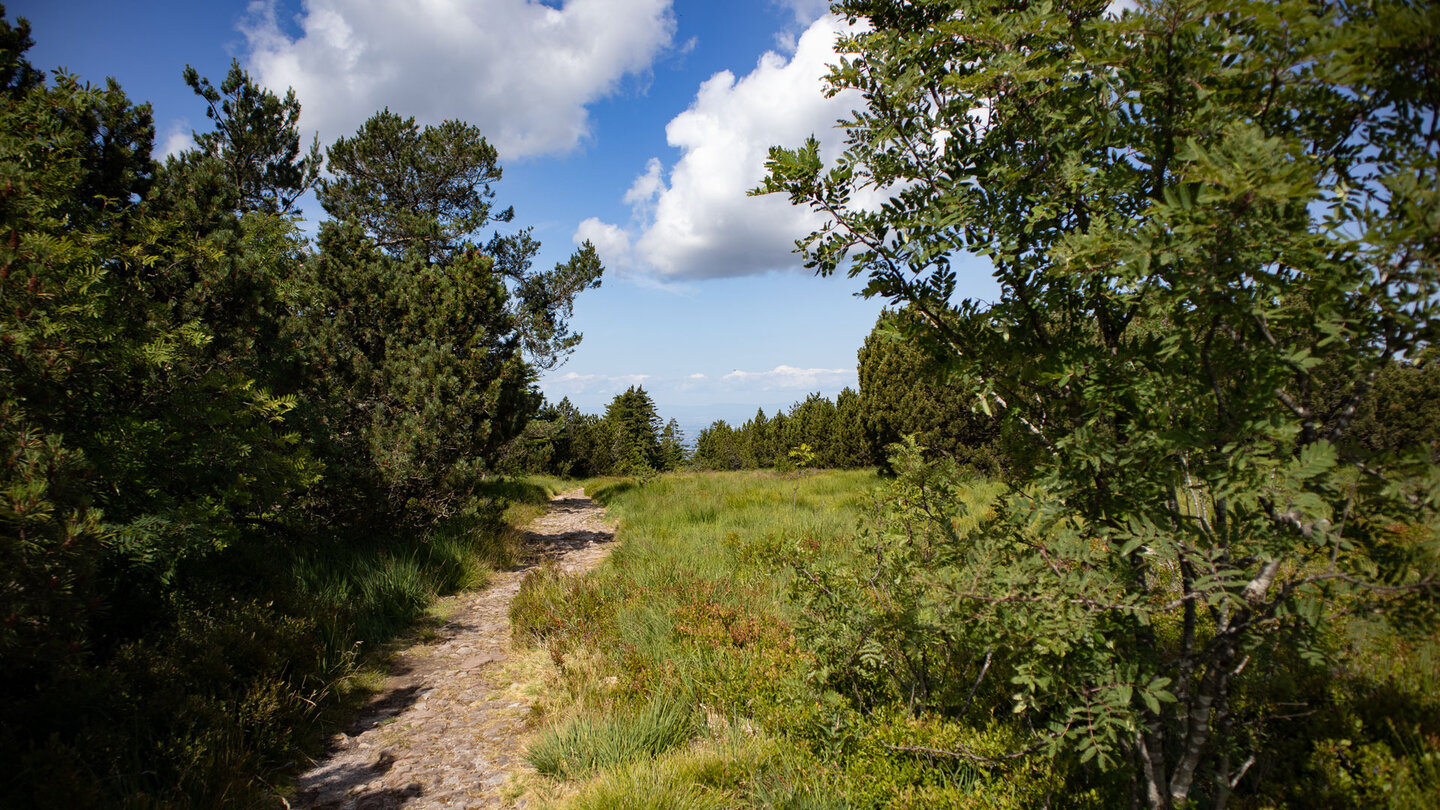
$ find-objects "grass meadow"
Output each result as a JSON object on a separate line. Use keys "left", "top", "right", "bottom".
{"left": 510, "top": 469, "right": 1440, "bottom": 810}
{"left": 509, "top": 469, "right": 1068, "bottom": 809}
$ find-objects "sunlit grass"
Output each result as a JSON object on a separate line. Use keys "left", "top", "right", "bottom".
{"left": 528, "top": 694, "right": 700, "bottom": 779}
{"left": 515, "top": 469, "right": 887, "bottom": 807}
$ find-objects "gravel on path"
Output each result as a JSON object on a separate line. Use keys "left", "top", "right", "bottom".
{"left": 289, "top": 488, "right": 615, "bottom": 810}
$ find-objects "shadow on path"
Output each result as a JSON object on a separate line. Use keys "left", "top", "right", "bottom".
{"left": 290, "top": 488, "right": 614, "bottom": 809}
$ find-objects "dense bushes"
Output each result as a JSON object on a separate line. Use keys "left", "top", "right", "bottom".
{"left": 0, "top": 10, "right": 592, "bottom": 805}
{"left": 4, "top": 501, "right": 539, "bottom": 807}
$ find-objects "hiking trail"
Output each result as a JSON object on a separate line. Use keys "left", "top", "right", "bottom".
{"left": 290, "top": 488, "right": 615, "bottom": 809}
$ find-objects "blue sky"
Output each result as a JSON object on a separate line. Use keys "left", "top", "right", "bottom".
{"left": 13, "top": 0, "right": 998, "bottom": 431}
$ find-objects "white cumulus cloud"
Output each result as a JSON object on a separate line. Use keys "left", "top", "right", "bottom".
{"left": 577, "top": 14, "right": 859, "bottom": 281}
{"left": 574, "top": 217, "right": 634, "bottom": 268}
{"left": 242, "top": 0, "right": 677, "bottom": 158}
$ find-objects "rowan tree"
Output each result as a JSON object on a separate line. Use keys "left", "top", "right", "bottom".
{"left": 762, "top": 1, "right": 1440, "bottom": 806}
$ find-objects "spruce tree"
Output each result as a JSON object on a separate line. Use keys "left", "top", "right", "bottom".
{"left": 604, "top": 386, "right": 664, "bottom": 474}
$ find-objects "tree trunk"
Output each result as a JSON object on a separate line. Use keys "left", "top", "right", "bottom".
{"left": 1169, "top": 641, "right": 1236, "bottom": 806}
{"left": 1136, "top": 724, "right": 1171, "bottom": 810}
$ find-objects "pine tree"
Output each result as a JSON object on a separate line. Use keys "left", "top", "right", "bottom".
{"left": 299, "top": 110, "right": 600, "bottom": 517}
{"left": 694, "top": 420, "right": 743, "bottom": 471}
{"left": 179, "top": 59, "right": 320, "bottom": 216}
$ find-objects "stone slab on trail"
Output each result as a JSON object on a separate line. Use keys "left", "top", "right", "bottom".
{"left": 290, "top": 488, "right": 614, "bottom": 810}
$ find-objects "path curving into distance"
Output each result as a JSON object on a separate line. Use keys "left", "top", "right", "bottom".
{"left": 290, "top": 488, "right": 615, "bottom": 809}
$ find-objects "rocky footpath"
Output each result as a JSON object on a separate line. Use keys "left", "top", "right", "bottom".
{"left": 290, "top": 489, "right": 614, "bottom": 809}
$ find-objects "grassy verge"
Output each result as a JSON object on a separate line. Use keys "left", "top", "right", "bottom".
{"left": 509, "top": 469, "right": 1043, "bottom": 808}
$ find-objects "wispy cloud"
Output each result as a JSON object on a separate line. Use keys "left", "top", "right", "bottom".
{"left": 722, "top": 364, "right": 852, "bottom": 390}
{"left": 545, "top": 371, "right": 652, "bottom": 402}
{"left": 540, "top": 362, "right": 857, "bottom": 411}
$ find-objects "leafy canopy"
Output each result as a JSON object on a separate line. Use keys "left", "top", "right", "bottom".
{"left": 762, "top": 0, "right": 1439, "bottom": 807}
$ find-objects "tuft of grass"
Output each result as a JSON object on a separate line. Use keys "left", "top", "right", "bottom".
{"left": 528, "top": 695, "right": 701, "bottom": 780}
{"left": 511, "top": 563, "right": 616, "bottom": 651}
{"left": 550, "top": 724, "right": 848, "bottom": 810}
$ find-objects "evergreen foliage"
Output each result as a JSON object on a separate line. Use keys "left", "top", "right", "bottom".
{"left": 693, "top": 419, "right": 745, "bottom": 471}
{"left": 858, "top": 307, "right": 1006, "bottom": 474}
{"left": 180, "top": 59, "right": 320, "bottom": 216}
{"left": 659, "top": 418, "right": 688, "bottom": 472}
{"left": 498, "top": 389, "right": 697, "bottom": 479}
{"left": 0, "top": 9, "right": 602, "bottom": 803}
{"left": 299, "top": 110, "right": 601, "bottom": 517}
{"left": 690, "top": 390, "right": 871, "bottom": 472}
{"left": 605, "top": 386, "right": 665, "bottom": 474}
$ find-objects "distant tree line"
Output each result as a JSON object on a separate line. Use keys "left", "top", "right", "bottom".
{"left": 690, "top": 304, "right": 1440, "bottom": 478}
{"left": 688, "top": 306, "right": 1020, "bottom": 474}
{"left": 498, "top": 386, "right": 687, "bottom": 478}
{"left": 691, "top": 391, "right": 866, "bottom": 470}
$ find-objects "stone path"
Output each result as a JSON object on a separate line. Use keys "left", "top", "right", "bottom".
{"left": 290, "top": 489, "right": 615, "bottom": 810}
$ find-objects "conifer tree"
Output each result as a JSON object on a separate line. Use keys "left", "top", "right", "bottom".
{"left": 604, "top": 386, "right": 663, "bottom": 473}
{"left": 299, "top": 110, "right": 601, "bottom": 516}
{"left": 659, "top": 418, "right": 688, "bottom": 471}
{"left": 858, "top": 308, "right": 1004, "bottom": 473}
{"left": 694, "top": 420, "right": 744, "bottom": 470}
{"left": 1, "top": 15, "right": 311, "bottom": 782}
{"left": 179, "top": 59, "right": 320, "bottom": 217}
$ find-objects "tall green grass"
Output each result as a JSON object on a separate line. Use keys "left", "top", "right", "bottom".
{"left": 528, "top": 694, "right": 700, "bottom": 779}
{"left": 515, "top": 470, "right": 1032, "bottom": 807}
